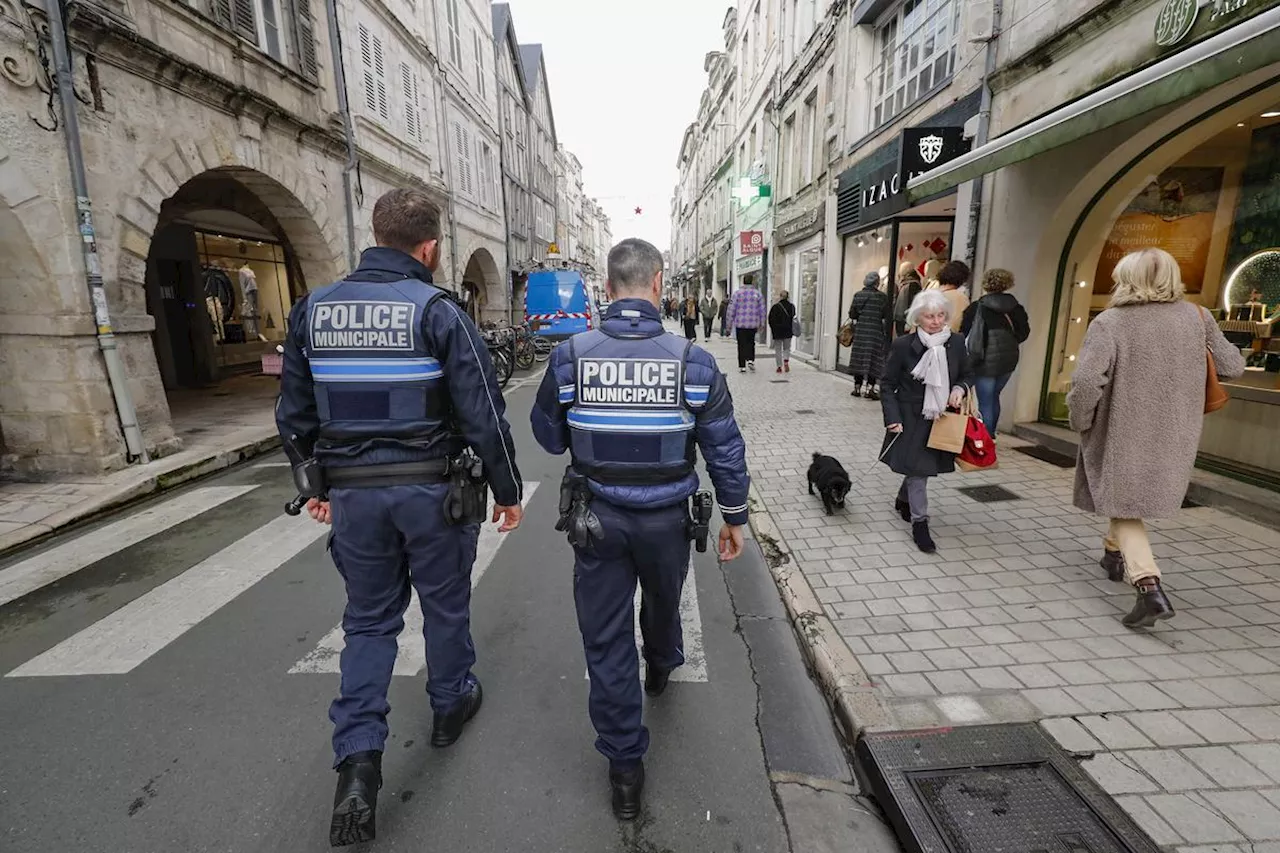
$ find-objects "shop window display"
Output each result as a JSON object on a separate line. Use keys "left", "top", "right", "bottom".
{"left": 196, "top": 232, "right": 297, "bottom": 362}
{"left": 1047, "top": 103, "right": 1280, "bottom": 485}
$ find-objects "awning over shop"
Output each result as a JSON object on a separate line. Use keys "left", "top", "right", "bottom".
{"left": 907, "top": 6, "right": 1280, "bottom": 203}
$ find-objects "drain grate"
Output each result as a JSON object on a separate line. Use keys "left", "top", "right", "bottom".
{"left": 957, "top": 484, "right": 1021, "bottom": 503}
{"left": 794, "top": 409, "right": 816, "bottom": 415}
{"left": 1012, "top": 444, "right": 1076, "bottom": 468}
{"left": 856, "top": 723, "right": 1160, "bottom": 853}
{"left": 770, "top": 379, "right": 789, "bottom": 384}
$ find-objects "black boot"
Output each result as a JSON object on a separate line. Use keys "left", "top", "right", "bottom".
{"left": 1100, "top": 550, "right": 1126, "bottom": 583}
{"left": 865, "top": 386, "right": 880, "bottom": 401}
{"left": 1122, "top": 578, "right": 1175, "bottom": 629}
{"left": 912, "top": 520, "right": 936, "bottom": 554}
{"left": 609, "top": 761, "right": 645, "bottom": 821}
{"left": 431, "top": 679, "right": 483, "bottom": 747}
{"left": 851, "top": 385, "right": 863, "bottom": 398}
{"left": 330, "top": 751, "right": 382, "bottom": 847}
{"left": 895, "top": 498, "right": 911, "bottom": 523}
{"left": 644, "top": 663, "right": 672, "bottom": 697}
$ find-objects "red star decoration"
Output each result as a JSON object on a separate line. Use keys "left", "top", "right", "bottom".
{"left": 634, "top": 207, "right": 643, "bottom": 215}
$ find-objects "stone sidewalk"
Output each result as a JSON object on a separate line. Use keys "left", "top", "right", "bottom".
{"left": 0, "top": 375, "right": 282, "bottom": 555}
{"left": 697, "top": 328, "right": 1280, "bottom": 853}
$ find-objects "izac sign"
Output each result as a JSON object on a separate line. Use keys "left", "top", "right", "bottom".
{"left": 859, "top": 126, "right": 970, "bottom": 225}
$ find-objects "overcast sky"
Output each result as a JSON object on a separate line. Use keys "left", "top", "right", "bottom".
{"left": 506, "top": 0, "right": 727, "bottom": 252}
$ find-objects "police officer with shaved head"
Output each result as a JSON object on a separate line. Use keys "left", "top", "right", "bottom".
{"left": 276, "top": 188, "right": 523, "bottom": 846}
{"left": 531, "top": 237, "right": 750, "bottom": 820}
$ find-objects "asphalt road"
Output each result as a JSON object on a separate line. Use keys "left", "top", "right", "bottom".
{"left": 0, "top": 373, "right": 899, "bottom": 853}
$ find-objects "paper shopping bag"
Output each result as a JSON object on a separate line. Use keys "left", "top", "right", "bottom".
{"left": 926, "top": 411, "right": 966, "bottom": 455}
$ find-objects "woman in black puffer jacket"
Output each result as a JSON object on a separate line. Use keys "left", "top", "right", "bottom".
{"left": 960, "top": 268, "right": 1030, "bottom": 434}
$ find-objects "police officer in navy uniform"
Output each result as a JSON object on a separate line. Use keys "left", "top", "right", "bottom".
{"left": 277, "top": 189, "right": 524, "bottom": 847}
{"left": 531, "top": 238, "right": 749, "bottom": 820}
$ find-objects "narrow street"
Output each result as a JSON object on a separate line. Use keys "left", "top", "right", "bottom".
{"left": 0, "top": 369, "right": 895, "bottom": 853}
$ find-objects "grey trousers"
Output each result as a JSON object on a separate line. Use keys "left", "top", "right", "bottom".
{"left": 897, "top": 476, "right": 929, "bottom": 522}
{"left": 773, "top": 338, "right": 792, "bottom": 368}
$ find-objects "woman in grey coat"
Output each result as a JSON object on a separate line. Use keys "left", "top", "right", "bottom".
{"left": 1068, "top": 248, "right": 1245, "bottom": 629}
{"left": 881, "top": 289, "right": 973, "bottom": 553}
{"left": 848, "top": 271, "right": 892, "bottom": 399}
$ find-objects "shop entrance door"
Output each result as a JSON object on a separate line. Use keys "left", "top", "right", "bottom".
{"left": 154, "top": 259, "right": 200, "bottom": 389}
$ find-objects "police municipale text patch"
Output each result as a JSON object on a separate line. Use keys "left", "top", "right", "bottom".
{"left": 310, "top": 300, "right": 417, "bottom": 350}
{"left": 576, "top": 358, "right": 683, "bottom": 407}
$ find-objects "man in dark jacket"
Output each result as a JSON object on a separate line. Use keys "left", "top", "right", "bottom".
{"left": 959, "top": 268, "right": 1031, "bottom": 433}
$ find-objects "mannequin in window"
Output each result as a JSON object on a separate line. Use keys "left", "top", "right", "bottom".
{"left": 239, "top": 263, "right": 267, "bottom": 341}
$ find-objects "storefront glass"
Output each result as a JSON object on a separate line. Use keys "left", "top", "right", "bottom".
{"left": 1047, "top": 103, "right": 1280, "bottom": 485}
{"left": 196, "top": 232, "right": 296, "bottom": 368}
{"left": 782, "top": 236, "right": 823, "bottom": 356}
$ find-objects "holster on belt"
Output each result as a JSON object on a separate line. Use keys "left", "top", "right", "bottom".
{"left": 687, "top": 490, "right": 713, "bottom": 553}
{"left": 556, "top": 466, "right": 604, "bottom": 550}
{"left": 444, "top": 449, "right": 488, "bottom": 526}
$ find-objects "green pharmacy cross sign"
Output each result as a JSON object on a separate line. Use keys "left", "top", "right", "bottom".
{"left": 732, "top": 178, "right": 772, "bottom": 205}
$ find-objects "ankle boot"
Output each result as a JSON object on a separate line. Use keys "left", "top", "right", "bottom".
{"left": 609, "top": 762, "right": 645, "bottom": 821}
{"left": 1122, "top": 579, "right": 1175, "bottom": 629}
{"left": 912, "top": 520, "right": 936, "bottom": 554}
{"left": 1100, "top": 550, "right": 1126, "bottom": 583}
{"left": 894, "top": 498, "right": 911, "bottom": 523}
{"left": 330, "top": 751, "right": 382, "bottom": 847}
{"left": 851, "top": 385, "right": 863, "bottom": 398}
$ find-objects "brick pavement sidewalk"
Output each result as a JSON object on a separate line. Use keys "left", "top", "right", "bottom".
{"left": 694, "top": 327, "right": 1280, "bottom": 853}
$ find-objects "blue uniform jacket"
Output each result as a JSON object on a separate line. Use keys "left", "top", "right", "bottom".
{"left": 530, "top": 299, "right": 750, "bottom": 526}
{"left": 276, "top": 247, "right": 523, "bottom": 507}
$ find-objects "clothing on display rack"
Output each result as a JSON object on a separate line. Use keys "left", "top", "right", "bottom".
{"left": 202, "top": 265, "right": 237, "bottom": 323}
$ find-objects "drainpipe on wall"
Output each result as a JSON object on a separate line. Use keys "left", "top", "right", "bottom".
{"left": 964, "top": 0, "right": 1004, "bottom": 274}
{"left": 492, "top": 38, "right": 516, "bottom": 326}
{"left": 323, "top": 0, "right": 359, "bottom": 271}
{"left": 46, "top": 0, "right": 149, "bottom": 464}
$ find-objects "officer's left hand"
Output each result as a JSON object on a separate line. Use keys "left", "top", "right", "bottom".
{"left": 307, "top": 498, "right": 331, "bottom": 525}
{"left": 493, "top": 503, "right": 523, "bottom": 533}
{"left": 718, "top": 524, "right": 744, "bottom": 562}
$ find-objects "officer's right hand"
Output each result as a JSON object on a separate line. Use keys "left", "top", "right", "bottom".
{"left": 718, "top": 524, "right": 744, "bottom": 562}
{"left": 307, "top": 498, "right": 331, "bottom": 525}
{"left": 493, "top": 503, "right": 523, "bottom": 533}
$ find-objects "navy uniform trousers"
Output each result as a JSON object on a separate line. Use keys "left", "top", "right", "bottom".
{"left": 572, "top": 498, "right": 691, "bottom": 764}
{"left": 327, "top": 482, "right": 480, "bottom": 767}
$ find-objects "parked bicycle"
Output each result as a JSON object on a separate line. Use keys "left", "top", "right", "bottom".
{"left": 481, "top": 326, "right": 515, "bottom": 388}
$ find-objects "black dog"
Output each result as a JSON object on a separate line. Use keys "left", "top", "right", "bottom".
{"left": 807, "top": 453, "right": 851, "bottom": 516}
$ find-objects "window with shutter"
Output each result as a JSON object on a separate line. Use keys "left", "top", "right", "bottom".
{"left": 290, "top": 0, "right": 319, "bottom": 79}
{"left": 473, "top": 31, "right": 486, "bottom": 99}
{"left": 359, "top": 25, "right": 376, "bottom": 113}
{"left": 373, "top": 35, "right": 388, "bottom": 120}
{"left": 232, "top": 0, "right": 258, "bottom": 42}
{"left": 446, "top": 0, "right": 462, "bottom": 67}
{"left": 452, "top": 122, "right": 474, "bottom": 198}
{"left": 402, "top": 63, "right": 420, "bottom": 142}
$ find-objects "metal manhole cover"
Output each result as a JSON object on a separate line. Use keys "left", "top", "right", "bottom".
{"left": 957, "top": 485, "right": 1021, "bottom": 503}
{"left": 795, "top": 409, "right": 815, "bottom": 414}
{"left": 1011, "top": 445, "right": 1076, "bottom": 468}
{"left": 856, "top": 724, "right": 1160, "bottom": 853}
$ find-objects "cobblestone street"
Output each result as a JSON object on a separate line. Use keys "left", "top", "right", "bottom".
{"left": 700, "top": 329, "right": 1280, "bottom": 853}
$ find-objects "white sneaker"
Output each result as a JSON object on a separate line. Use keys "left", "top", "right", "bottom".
{"left": 747, "top": 361, "right": 756, "bottom": 372}
{"left": 739, "top": 367, "right": 747, "bottom": 373}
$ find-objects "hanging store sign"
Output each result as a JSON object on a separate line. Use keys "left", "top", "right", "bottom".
{"left": 739, "top": 230, "right": 765, "bottom": 256}
{"left": 860, "top": 126, "right": 971, "bottom": 225}
{"left": 776, "top": 204, "right": 824, "bottom": 246}
{"left": 735, "top": 254, "right": 763, "bottom": 275}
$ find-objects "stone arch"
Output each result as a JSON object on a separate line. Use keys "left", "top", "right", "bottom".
{"left": 460, "top": 246, "right": 503, "bottom": 324}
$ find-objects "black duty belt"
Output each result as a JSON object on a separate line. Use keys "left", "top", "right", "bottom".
{"left": 573, "top": 461, "right": 693, "bottom": 486}
{"left": 325, "top": 460, "right": 450, "bottom": 488}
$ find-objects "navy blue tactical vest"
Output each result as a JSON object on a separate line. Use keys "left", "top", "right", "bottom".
{"left": 563, "top": 329, "right": 703, "bottom": 485}
{"left": 305, "top": 278, "right": 450, "bottom": 446}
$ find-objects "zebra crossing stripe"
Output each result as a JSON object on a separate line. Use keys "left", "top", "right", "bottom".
{"left": 583, "top": 561, "right": 708, "bottom": 684}
{"left": 0, "top": 485, "right": 259, "bottom": 608}
{"left": 289, "top": 482, "right": 541, "bottom": 677}
{"left": 7, "top": 513, "right": 327, "bottom": 678}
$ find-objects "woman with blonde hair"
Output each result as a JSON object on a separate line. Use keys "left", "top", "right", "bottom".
{"left": 881, "top": 289, "right": 973, "bottom": 553}
{"left": 1068, "top": 248, "right": 1244, "bottom": 628}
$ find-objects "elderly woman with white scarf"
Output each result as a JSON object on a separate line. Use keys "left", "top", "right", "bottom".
{"left": 880, "top": 289, "right": 974, "bottom": 553}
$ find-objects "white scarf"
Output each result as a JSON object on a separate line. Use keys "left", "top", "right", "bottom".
{"left": 911, "top": 328, "right": 952, "bottom": 420}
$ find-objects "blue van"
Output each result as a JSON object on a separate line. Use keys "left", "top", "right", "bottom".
{"left": 524, "top": 268, "right": 597, "bottom": 340}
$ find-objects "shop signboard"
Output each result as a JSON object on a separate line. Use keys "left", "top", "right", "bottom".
{"left": 860, "top": 126, "right": 970, "bottom": 225}
{"left": 776, "top": 204, "right": 825, "bottom": 246}
{"left": 1153, "top": 0, "right": 1280, "bottom": 48}
{"left": 739, "top": 230, "right": 765, "bottom": 256}
{"left": 735, "top": 254, "right": 763, "bottom": 275}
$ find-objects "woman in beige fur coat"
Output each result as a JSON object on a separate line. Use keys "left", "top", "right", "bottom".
{"left": 1067, "top": 248, "right": 1245, "bottom": 629}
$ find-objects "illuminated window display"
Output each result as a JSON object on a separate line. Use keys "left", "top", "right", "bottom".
{"left": 195, "top": 232, "right": 299, "bottom": 366}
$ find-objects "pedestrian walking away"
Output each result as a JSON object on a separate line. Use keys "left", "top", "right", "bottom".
{"left": 718, "top": 297, "right": 729, "bottom": 337}
{"left": 960, "top": 268, "right": 1031, "bottom": 434}
{"left": 726, "top": 280, "right": 766, "bottom": 372}
{"left": 700, "top": 290, "right": 718, "bottom": 341}
{"left": 681, "top": 295, "right": 700, "bottom": 342}
{"left": 768, "top": 290, "right": 796, "bottom": 373}
{"left": 1067, "top": 248, "right": 1243, "bottom": 629}
{"left": 276, "top": 188, "right": 525, "bottom": 847}
{"left": 531, "top": 237, "right": 749, "bottom": 822}
{"left": 848, "top": 271, "right": 892, "bottom": 399}
{"left": 892, "top": 269, "right": 923, "bottom": 337}
{"left": 936, "top": 261, "right": 972, "bottom": 332}
{"left": 880, "top": 289, "right": 973, "bottom": 554}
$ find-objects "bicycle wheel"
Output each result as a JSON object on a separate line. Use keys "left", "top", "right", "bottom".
{"left": 515, "top": 338, "right": 536, "bottom": 371}
{"left": 532, "top": 336, "right": 553, "bottom": 362}
{"left": 489, "top": 345, "right": 513, "bottom": 387}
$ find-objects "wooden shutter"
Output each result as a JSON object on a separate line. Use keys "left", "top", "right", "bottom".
{"left": 232, "top": 0, "right": 258, "bottom": 42}
{"left": 213, "top": 0, "right": 233, "bottom": 29}
{"left": 291, "top": 0, "right": 319, "bottom": 79}
{"left": 373, "top": 34, "right": 388, "bottom": 120}
{"left": 402, "top": 63, "right": 419, "bottom": 142}
{"left": 359, "top": 25, "right": 376, "bottom": 113}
